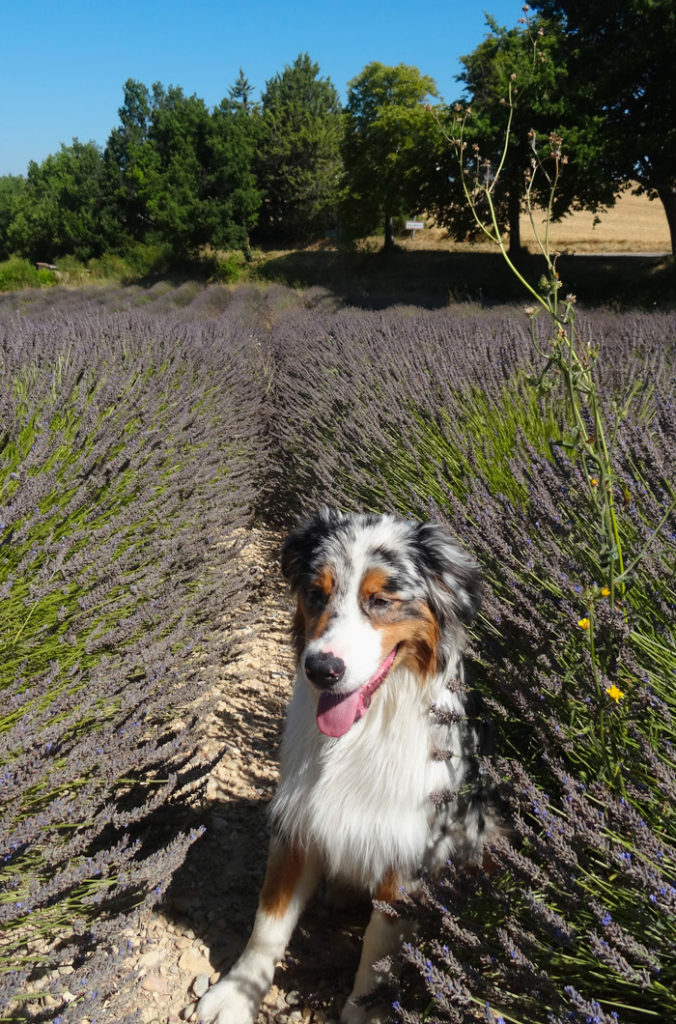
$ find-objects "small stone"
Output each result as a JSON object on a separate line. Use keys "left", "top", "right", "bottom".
{"left": 142, "top": 974, "right": 169, "bottom": 995}
{"left": 192, "top": 973, "right": 210, "bottom": 999}
{"left": 178, "top": 949, "right": 212, "bottom": 976}
{"left": 139, "top": 948, "right": 164, "bottom": 969}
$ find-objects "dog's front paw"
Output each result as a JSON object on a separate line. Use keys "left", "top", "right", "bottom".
{"left": 340, "top": 999, "right": 388, "bottom": 1024}
{"left": 196, "top": 976, "right": 258, "bottom": 1024}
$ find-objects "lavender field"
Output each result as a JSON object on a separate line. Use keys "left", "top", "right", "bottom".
{"left": 1, "top": 282, "right": 675, "bottom": 1024}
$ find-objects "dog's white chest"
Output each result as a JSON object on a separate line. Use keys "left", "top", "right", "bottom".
{"left": 270, "top": 669, "right": 466, "bottom": 890}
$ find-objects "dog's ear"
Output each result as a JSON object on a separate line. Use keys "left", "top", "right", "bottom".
{"left": 414, "top": 521, "right": 482, "bottom": 625}
{"left": 281, "top": 507, "right": 344, "bottom": 591}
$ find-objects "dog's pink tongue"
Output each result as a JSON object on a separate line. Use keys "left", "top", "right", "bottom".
{"left": 316, "top": 688, "right": 363, "bottom": 738}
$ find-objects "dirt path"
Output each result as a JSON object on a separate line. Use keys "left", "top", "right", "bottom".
{"left": 123, "top": 526, "right": 369, "bottom": 1024}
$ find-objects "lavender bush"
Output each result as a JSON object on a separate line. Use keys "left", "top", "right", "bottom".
{"left": 264, "top": 301, "right": 676, "bottom": 1022}
{"left": 0, "top": 295, "right": 267, "bottom": 1020}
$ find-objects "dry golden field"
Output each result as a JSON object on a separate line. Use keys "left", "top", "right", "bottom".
{"left": 402, "top": 187, "right": 671, "bottom": 254}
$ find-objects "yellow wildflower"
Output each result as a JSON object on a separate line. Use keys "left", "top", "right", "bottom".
{"left": 578, "top": 617, "right": 590, "bottom": 630}
{"left": 606, "top": 684, "right": 624, "bottom": 703}
{"left": 590, "top": 477, "right": 599, "bottom": 487}
{"left": 601, "top": 586, "right": 610, "bottom": 597}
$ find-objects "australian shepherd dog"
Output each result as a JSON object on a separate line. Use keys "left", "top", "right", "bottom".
{"left": 197, "top": 508, "right": 497, "bottom": 1024}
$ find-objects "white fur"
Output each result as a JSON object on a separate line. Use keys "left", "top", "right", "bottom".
{"left": 271, "top": 663, "right": 469, "bottom": 889}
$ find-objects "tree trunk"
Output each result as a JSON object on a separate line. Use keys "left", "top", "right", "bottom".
{"left": 507, "top": 189, "right": 521, "bottom": 260}
{"left": 384, "top": 212, "right": 395, "bottom": 250}
{"left": 657, "top": 184, "right": 676, "bottom": 257}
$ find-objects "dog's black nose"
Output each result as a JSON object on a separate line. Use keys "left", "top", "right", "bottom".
{"left": 304, "top": 650, "right": 345, "bottom": 689}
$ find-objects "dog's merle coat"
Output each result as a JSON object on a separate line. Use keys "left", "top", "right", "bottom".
{"left": 198, "top": 509, "right": 496, "bottom": 1024}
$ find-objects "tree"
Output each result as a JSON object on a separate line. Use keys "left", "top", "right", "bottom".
{"left": 104, "top": 79, "right": 153, "bottom": 243}
{"left": 529, "top": 0, "right": 676, "bottom": 255}
{"left": 207, "top": 101, "right": 262, "bottom": 250}
{"left": 453, "top": 16, "right": 565, "bottom": 256}
{"left": 257, "top": 53, "right": 343, "bottom": 242}
{"left": 429, "top": 14, "right": 617, "bottom": 257}
{"left": 0, "top": 176, "right": 25, "bottom": 260}
{"left": 7, "top": 140, "right": 114, "bottom": 262}
{"left": 228, "top": 68, "right": 256, "bottom": 113}
{"left": 342, "top": 62, "right": 438, "bottom": 250}
{"left": 104, "top": 79, "right": 262, "bottom": 256}
{"left": 140, "top": 83, "right": 215, "bottom": 253}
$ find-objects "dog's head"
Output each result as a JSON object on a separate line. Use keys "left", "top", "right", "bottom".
{"left": 281, "top": 508, "right": 481, "bottom": 737}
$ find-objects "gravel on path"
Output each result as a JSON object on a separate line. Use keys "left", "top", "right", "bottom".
{"left": 118, "top": 527, "right": 370, "bottom": 1024}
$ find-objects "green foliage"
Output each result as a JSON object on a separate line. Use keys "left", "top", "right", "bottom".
{"left": 103, "top": 78, "right": 262, "bottom": 258}
{"left": 5, "top": 140, "right": 117, "bottom": 263}
{"left": 228, "top": 67, "right": 256, "bottom": 113}
{"left": 432, "top": 13, "right": 615, "bottom": 256}
{"left": 0, "top": 257, "right": 56, "bottom": 291}
{"left": 208, "top": 102, "right": 262, "bottom": 248}
{"left": 0, "top": 175, "right": 25, "bottom": 261}
{"left": 530, "top": 0, "right": 676, "bottom": 255}
{"left": 257, "top": 53, "right": 343, "bottom": 243}
{"left": 210, "top": 249, "right": 250, "bottom": 283}
{"left": 342, "top": 62, "right": 440, "bottom": 249}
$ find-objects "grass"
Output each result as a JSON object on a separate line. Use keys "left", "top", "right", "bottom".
{"left": 401, "top": 186, "right": 672, "bottom": 255}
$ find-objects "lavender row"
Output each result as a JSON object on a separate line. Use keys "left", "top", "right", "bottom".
{"left": 265, "top": 300, "right": 676, "bottom": 1022}
{"left": 0, "top": 299, "right": 267, "bottom": 1020}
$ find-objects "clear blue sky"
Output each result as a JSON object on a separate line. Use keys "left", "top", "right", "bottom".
{"left": 0, "top": 0, "right": 525, "bottom": 177}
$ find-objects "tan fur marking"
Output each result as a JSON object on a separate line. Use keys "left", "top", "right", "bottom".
{"left": 292, "top": 602, "right": 306, "bottom": 661}
{"left": 313, "top": 565, "right": 334, "bottom": 596}
{"left": 360, "top": 566, "right": 391, "bottom": 600}
{"left": 307, "top": 607, "right": 331, "bottom": 641}
{"left": 376, "top": 867, "right": 401, "bottom": 903}
{"left": 260, "top": 843, "right": 306, "bottom": 918}
{"left": 376, "top": 603, "right": 439, "bottom": 681}
{"left": 301, "top": 567, "right": 334, "bottom": 640}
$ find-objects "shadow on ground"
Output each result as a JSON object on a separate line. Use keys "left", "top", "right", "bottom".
{"left": 255, "top": 247, "right": 674, "bottom": 310}
{"left": 162, "top": 792, "right": 371, "bottom": 1020}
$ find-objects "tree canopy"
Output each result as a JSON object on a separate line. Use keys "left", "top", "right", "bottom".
{"left": 104, "top": 79, "right": 261, "bottom": 257}
{"left": 7, "top": 140, "right": 115, "bottom": 262}
{"left": 257, "top": 53, "right": 343, "bottom": 242}
{"left": 529, "top": 0, "right": 676, "bottom": 254}
{"left": 0, "top": 24, "right": 673, "bottom": 267}
{"left": 429, "top": 12, "right": 625, "bottom": 256}
{"left": 342, "top": 62, "right": 439, "bottom": 249}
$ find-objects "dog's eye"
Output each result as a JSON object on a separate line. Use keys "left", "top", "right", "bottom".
{"left": 367, "top": 594, "right": 391, "bottom": 611}
{"left": 307, "top": 586, "right": 328, "bottom": 611}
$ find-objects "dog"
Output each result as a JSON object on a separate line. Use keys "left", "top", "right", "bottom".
{"left": 197, "top": 508, "right": 496, "bottom": 1024}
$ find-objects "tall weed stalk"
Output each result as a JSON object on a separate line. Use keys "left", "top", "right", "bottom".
{"left": 444, "top": 69, "right": 676, "bottom": 792}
